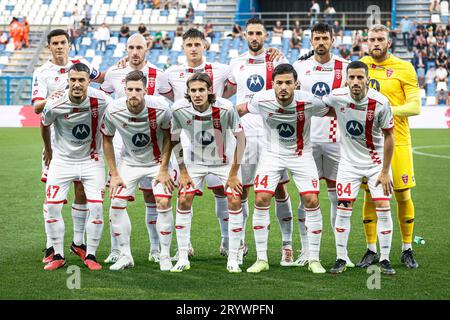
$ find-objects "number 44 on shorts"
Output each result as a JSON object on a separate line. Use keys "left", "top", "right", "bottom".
{"left": 254, "top": 175, "right": 268, "bottom": 189}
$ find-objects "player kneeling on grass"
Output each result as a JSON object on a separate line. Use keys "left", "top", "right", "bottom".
{"left": 322, "top": 61, "right": 396, "bottom": 275}
{"left": 170, "top": 73, "right": 246, "bottom": 273}
{"left": 101, "top": 70, "right": 175, "bottom": 271}
{"left": 237, "top": 64, "right": 332, "bottom": 274}
{"left": 40, "top": 62, "right": 112, "bottom": 271}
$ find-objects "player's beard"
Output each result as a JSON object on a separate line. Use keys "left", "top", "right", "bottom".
{"left": 127, "top": 98, "right": 144, "bottom": 114}
{"left": 248, "top": 41, "right": 263, "bottom": 53}
{"left": 314, "top": 45, "right": 329, "bottom": 56}
{"left": 369, "top": 46, "right": 388, "bottom": 60}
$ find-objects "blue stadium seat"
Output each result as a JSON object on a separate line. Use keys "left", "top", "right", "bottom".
{"left": 107, "top": 11, "right": 116, "bottom": 17}
{"left": 426, "top": 82, "right": 436, "bottom": 95}
{"left": 350, "top": 55, "right": 359, "bottom": 61}
{"left": 5, "top": 5, "right": 14, "bottom": 11}
{"left": 63, "top": 11, "right": 72, "bottom": 17}
{"left": 161, "top": 10, "right": 169, "bottom": 17}
{"left": 0, "top": 64, "right": 6, "bottom": 70}
{"left": 136, "top": 3, "right": 144, "bottom": 10}
{"left": 196, "top": 11, "right": 205, "bottom": 17}
{"left": 43, "top": 0, "right": 52, "bottom": 4}
{"left": 104, "top": 0, "right": 112, "bottom": 4}
{"left": 123, "top": 17, "right": 132, "bottom": 24}
{"left": 167, "top": 31, "right": 175, "bottom": 39}
{"left": 427, "top": 61, "right": 436, "bottom": 69}
{"left": 232, "top": 37, "right": 240, "bottom": 50}
{"left": 344, "top": 30, "right": 352, "bottom": 37}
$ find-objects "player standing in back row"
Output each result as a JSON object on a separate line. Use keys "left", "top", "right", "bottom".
{"left": 323, "top": 61, "right": 396, "bottom": 275}
{"left": 293, "top": 23, "right": 354, "bottom": 267}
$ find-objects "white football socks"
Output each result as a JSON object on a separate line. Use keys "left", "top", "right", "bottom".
{"left": 85, "top": 202, "right": 104, "bottom": 257}
{"left": 71, "top": 202, "right": 88, "bottom": 246}
{"left": 297, "top": 203, "right": 309, "bottom": 252}
{"left": 46, "top": 202, "right": 65, "bottom": 257}
{"left": 335, "top": 206, "right": 352, "bottom": 260}
{"left": 305, "top": 205, "right": 323, "bottom": 262}
{"left": 156, "top": 207, "right": 173, "bottom": 257}
{"left": 145, "top": 202, "right": 160, "bottom": 253}
{"left": 109, "top": 200, "right": 131, "bottom": 256}
{"left": 253, "top": 206, "right": 270, "bottom": 262}
{"left": 175, "top": 207, "right": 192, "bottom": 261}
{"left": 215, "top": 196, "right": 229, "bottom": 245}
{"left": 275, "top": 195, "right": 293, "bottom": 246}
{"left": 376, "top": 207, "right": 393, "bottom": 261}
{"left": 228, "top": 207, "right": 243, "bottom": 260}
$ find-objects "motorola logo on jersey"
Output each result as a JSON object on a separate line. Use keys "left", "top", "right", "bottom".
{"left": 196, "top": 130, "right": 215, "bottom": 146}
{"left": 346, "top": 120, "right": 364, "bottom": 136}
{"left": 132, "top": 133, "right": 150, "bottom": 147}
{"left": 311, "top": 82, "right": 331, "bottom": 96}
{"left": 72, "top": 124, "right": 90, "bottom": 139}
{"left": 247, "top": 74, "right": 265, "bottom": 92}
{"left": 368, "top": 79, "right": 380, "bottom": 91}
{"left": 277, "top": 123, "right": 295, "bottom": 138}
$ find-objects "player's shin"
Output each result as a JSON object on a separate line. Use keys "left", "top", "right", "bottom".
{"left": 253, "top": 205, "right": 270, "bottom": 261}
{"left": 228, "top": 207, "right": 243, "bottom": 261}
{"left": 363, "top": 191, "right": 378, "bottom": 252}
{"left": 46, "top": 203, "right": 65, "bottom": 256}
{"left": 394, "top": 189, "right": 414, "bottom": 250}
{"left": 327, "top": 189, "right": 338, "bottom": 229}
{"left": 305, "top": 205, "right": 322, "bottom": 261}
{"left": 335, "top": 205, "right": 352, "bottom": 260}
{"left": 110, "top": 200, "right": 131, "bottom": 256}
{"left": 145, "top": 202, "right": 160, "bottom": 253}
{"left": 297, "top": 203, "right": 309, "bottom": 252}
{"left": 241, "top": 198, "right": 249, "bottom": 243}
{"left": 43, "top": 203, "right": 52, "bottom": 249}
{"left": 175, "top": 208, "right": 192, "bottom": 261}
{"left": 71, "top": 203, "right": 88, "bottom": 245}
{"left": 86, "top": 202, "right": 104, "bottom": 256}
{"left": 156, "top": 207, "right": 173, "bottom": 258}
{"left": 275, "top": 195, "right": 293, "bottom": 247}
{"left": 376, "top": 207, "right": 393, "bottom": 261}
{"left": 215, "top": 195, "right": 229, "bottom": 248}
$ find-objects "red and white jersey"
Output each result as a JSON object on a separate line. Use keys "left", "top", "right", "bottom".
{"left": 159, "top": 60, "right": 230, "bottom": 101}
{"left": 228, "top": 50, "right": 288, "bottom": 136}
{"left": 323, "top": 87, "right": 394, "bottom": 167}
{"left": 101, "top": 96, "right": 171, "bottom": 167}
{"left": 100, "top": 61, "right": 164, "bottom": 98}
{"left": 246, "top": 89, "right": 329, "bottom": 157}
{"left": 171, "top": 97, "right": 243, "bottom": 165}
{"left": 41, "top": 87, "right": 111, "bottom": 162}
{"left": 293, "top": 54, "right": 349, "bottom": 143}
{"left": 32, "top": 57, "right": 100, "bottom": 103}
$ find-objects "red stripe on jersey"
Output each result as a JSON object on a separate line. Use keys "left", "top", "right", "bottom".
{"left": 205, "top": 64, "right": 214, "bottom": 93}
{"left": 89, "top": 97, "right": 99, "bottom": 161}
{"left": 147, "top": 67, "right": 157, "bottom": 95}
{"left": 265, "top": 53, "right": 274, "bottom": 90}
{"left": 212, "top": 106, "right": 227, "bottom": 164}
{"left": 295, "top": 101, "right": 305, "bottom": 156}
{"left": 148, "top": 108, "right": 161, "bottom": 163}
{"left": 365, "top": 98, "right": 382, "bottom": 165}
{"left": 332, "top": 59, "right": 343, "bottom": 89}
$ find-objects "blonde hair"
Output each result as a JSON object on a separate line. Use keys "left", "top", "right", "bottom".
{"left": 368, "top": 24, "right": 390, "bottom": 35}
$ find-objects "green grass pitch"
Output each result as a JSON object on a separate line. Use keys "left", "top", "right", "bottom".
{"left": 1, "top": 128, "right": 449, "bottom": 300}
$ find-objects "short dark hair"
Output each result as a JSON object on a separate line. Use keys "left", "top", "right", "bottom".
{"left": 47, "top": 29, "right": 70, "bottom": 44}
{"left": 68, "top": 62, "right": 90, "bottom": 76}
{"left": 125, "top": 70, "right": 147, "bottom": 87}
{"left": 311, "top": 22, "right": 333, "bottom": 38}
{"left": 182, "top": 28, "right": 205, "bottom": 41}
{"left": 346, "top": 61, "right": 368, "bottom": 75}
{"left": 185, "top": 73, "right": 216, "bottom": 104}
{"left": 272, "top": 63, "right": 298, "bottom": 82}
{"left": 246, "top": 17, "right": 265, "bottom": 30}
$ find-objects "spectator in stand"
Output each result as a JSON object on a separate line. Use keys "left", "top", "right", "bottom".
{"left": 360, "top": 28, "right": 369, "bottom": 56}
{"left": 400, "top": 16, "right": 412, "bottom": 48}
{"left": 446, "top": 20, "right": 450, "bottom": 35}
{"left": 436, "top": 48, "right": 447, "bottom": 67}
{"left": 232, "top": 23, "right": 243, "bottom": 39}
{"left": 204, "top": 21, "right": 215, "bottom": 38}
{"left": 426, "top": 65, "right": 436, "bottom": 87}
{"left": 430, "top": 0, "right": 441, "bottom": 12}
{"left": 333, "top": 20, "right": 343, "bottom": 35}
{"left": 83, "top": 0, "right": 92, "bottom": 30}
{"left": 386, "top": 20, "right": 397, "bottom": 52}
{"left": 153, "top": 31, "right": 163, "bottom": 49}
{"left": 22, "top": 16, "right": 30, "bottom": 48}
{"left": 334, "top": 29, "right": 343, "bottom": 48}
{"left": 290, "top": 31, "right": 301, "bottom": 49}
{"left": 77, "top": 20, "right": 88, "bottom": 43}
{"left": 446, "top": 55, "right": 450, "bottom": 74}
{"left": 308, "top": 0, "right": 320, "bottom": 28}
{"left": 427, "top": 31, "right": 437, "bottom": 52}
{"left": 119, "top": 23, "right": 131, "bottom": 40}
{"left": 153, "top": 0, "right": 161, "bottom": 9}
{"left": 339, "top": 45, "right": 351, "bottom": 60}
{"left": 138, "top": 23, "right": 149, "bottom": 37}
{"left": 435, "top": 64, "right": 448, "bottom": 97}
{"left": 176, "top": 20, "right": 184, "bottom": 37}
{"left": 293, "top": 20, "right": 302, "bottom": 38}
{"left": 96, "top": 22, "right": 110, "bottom": 52}
{"left": 186, "top": 2, "right": 195, "bottom": 24}
{"left": 413, "top": 49, "right": 428, "bottom": 71}
{"left": 415, "top": 30, "right": 427, "bottom": 50}
{"left": 162, "top": 32, "right": 172, "bottom": 49}
{"left": 324, "top": 0, "right": 336, "bottom": 27}
{"left": 272, "top": 20, "right": 284, "bottom": 37}
{"left": 8, "top": 17, "right": 23, "bottom": 50}
{"left": 428, "top": 46, "right": 437, "bottom": 63}
{"left": 0, "top": 31, "right": 9, "bottom": 45}
{"left": 436, "top": 87, "right": 447, "bottom": 105}
{"left": 68, "top": 24, "right": 79, "bottom": 54}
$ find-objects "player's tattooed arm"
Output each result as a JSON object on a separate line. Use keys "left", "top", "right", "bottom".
{"left": 155, "top": 130, "right": 176, "bottom": 194}
{"left": 222, "top": 82, "right": 237, "bottom": 98}
{"left": 103, "top": 135, "right": 125, "bottom": 198}
{"left": 297, "top": 50, "right": 314, "bottom": 61}
{"left": 376, "top": 129, "right": 395, "bottom": 196}
{"left": 226, "top": 130, "right": 246, "bottom": 198}
{"left": 40, "top": 123, "right": 52, "bottom": 166}
{"left": 236, "top": 103, "right": 249, "bottom": 117}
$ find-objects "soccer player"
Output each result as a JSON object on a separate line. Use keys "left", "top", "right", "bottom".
{"left": 293, "top": 22, "right": 353, "bottom": 267}
{"left": 323, "top": 61, "right": 396, "bottom": 275}
{"left": 227, "top": 18, "right": 295, "bottom": 266}
{"left": 170, "top": 73, "right": 246, "bottom": 273}
{"left": 158, "top": 28, "right": 233, "bottom": 257}
{"left": 100, "top": 33, "right": 166, "bottom": 264}
{"left": 40, "top": 62, "right": 111, "bottom": 270}
{"left": 357, "top": 24, "right": 421, "bottom": 269}
{"left": 32, "top": 29, "right": 103, "bottom": 264}
{"left": 237, "top": 64, "right": 330, "bottom": 274}
{"left": 101, "top": 70, "right": 175, "bottom": 271}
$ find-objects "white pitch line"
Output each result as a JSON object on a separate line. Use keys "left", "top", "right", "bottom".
{"left": 412, "top": 145, "right": 450, "bottom": 159}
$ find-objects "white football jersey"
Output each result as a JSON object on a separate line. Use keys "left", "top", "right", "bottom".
{"left": 101, "top": 96, "right": 171, "bottom": 167}
{"left": 160, "top": 60, "right": 230, "bottom": 101}
{"left": 228, "top": 50, "right": 288, "bottom": 136}
{"left": 41, "top": 87, "right": 111, "bottom": 162}
{"left": 323, "top": 87, "right": 394, "bottom": 167}
{"left": 293, "top": 54, "right": 349, "bottom": 143}
{"left": 246, "top": 90, "right": 329, "bottom": 157}
{"left": 171, "top": 97, "right": 243, "bottom": 165}
{"left": 32, "top": 57, "right": 100, "bottom": 103}
{"left": 100, "top": 61, "right": 164, "bottom": 98}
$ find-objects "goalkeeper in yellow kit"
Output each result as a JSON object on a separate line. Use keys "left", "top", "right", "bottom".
{"left": 357, "top": 24, "right": 421, "bottom": 269}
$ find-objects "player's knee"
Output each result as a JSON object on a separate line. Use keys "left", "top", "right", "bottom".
{"left": 178, "top": 195, "right": 194, "bottom": 210}
{"left": 337, "top": 200, "right": 352, "bottom": 208}
{"left": 143, "top": 190, "right": 155, "bottom": 203}
{"left": 303, "top": 195, "right": 319, "bottom": 209}
{"left": 73, "top": 183, "right": 87, "bottom": 203}
{"left": 255, "top": 193, "right": 271, "bottom": 208}
{"left": 227, "top": 195, "right": 241, "bottom": 210}
{"left": 155, "top": 197, "right": 171, "bottom": 210}
{"left": 212, "top": 187, "right": 225, "bottom": 197}
{"left": 394, "top": 189, "right": 412, "bottom": 203}
{"left": 374, "top": 200, "right": 390, "bottom": 209}
{"left": 274, "top": 183, "right": 287, "bottom": 199}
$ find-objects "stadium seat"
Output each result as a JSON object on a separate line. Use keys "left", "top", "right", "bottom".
{"left": 85, "top": 49, "right": 96, "bottom": 58}
{"left": 426, "top": 96, "right": 436, "bottom": 106}
{"left": 177, "top": 55, "right": 187, "bottom": 64}
{"left": 431, "top": 14, "right": 441, "bottom": 23}
{"left": 271, "top": 36, "right": 282, "bottom": 46}
{"left": 343, "top": 36, "right": 352, "bottom": 45}
{"left": 228, "top": 49, "right": 239, "bottom": 59}
{"left": 158, "top": 55, "right": 168, "bottom": 65}
{"left": 282, "top": 30, "right": 293, "bottom": 39}
{"left": 209, "top": 43, "right": 220, "bottom": 53}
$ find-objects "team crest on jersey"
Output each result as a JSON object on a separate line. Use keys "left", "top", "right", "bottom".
{"left": 312, "top": 178, "right": 318, "bottom": 188}
{"left": 72, "top": 124, "right": 90, "bottom": 139}
{"left": 247, "top": 74, "right": 265, "bottom": 92}
{"left": 132, "top": 133, "right": 150, "bottom": 147}
{"left": 297, "top": 110, "right": 305, "bottom": 121}
{"left": 91, "top": 108, "right": 98, "bottom": 119}
{"left": 55, "top": 77, "right": 59, "bottom": 82}
{"left": 179, "top": 72, "right": 185, "bottom": 78}
{"left": 150, "top": 119, "right": 157, "bottom": 129}
{"left": 213, "top": 119, "right": 221, "bottom": 129}
{"left": 311, "top": 82, "right": 330, "bottom": 96}
{"left": 335, "top": 69, "right": 342, "bottom": 80}
{"left": 186, "top": 119, "right": 192, "bottom": 126}
{"left": 386, "top": 68, "right": 394, "bottom": 78}
{"left": 240, "top": 65, "right": 245, "bottom": 71}
{"left": 367, "top": 110, "right": 375, "bottom": 121}
{"left": 33, "top": 89, "right": 38, "bottom": 96}
{"left": 277, "top": 123, "right": 295, "bottom": 138}
{"left": 346, "top": 120, "right": 363, "bottom": 136}
{"left": 122, "top": 123, "right": 128, "bottom": 128}
{"left": 402, "top": 174, "right": 409, "bottom": 184}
